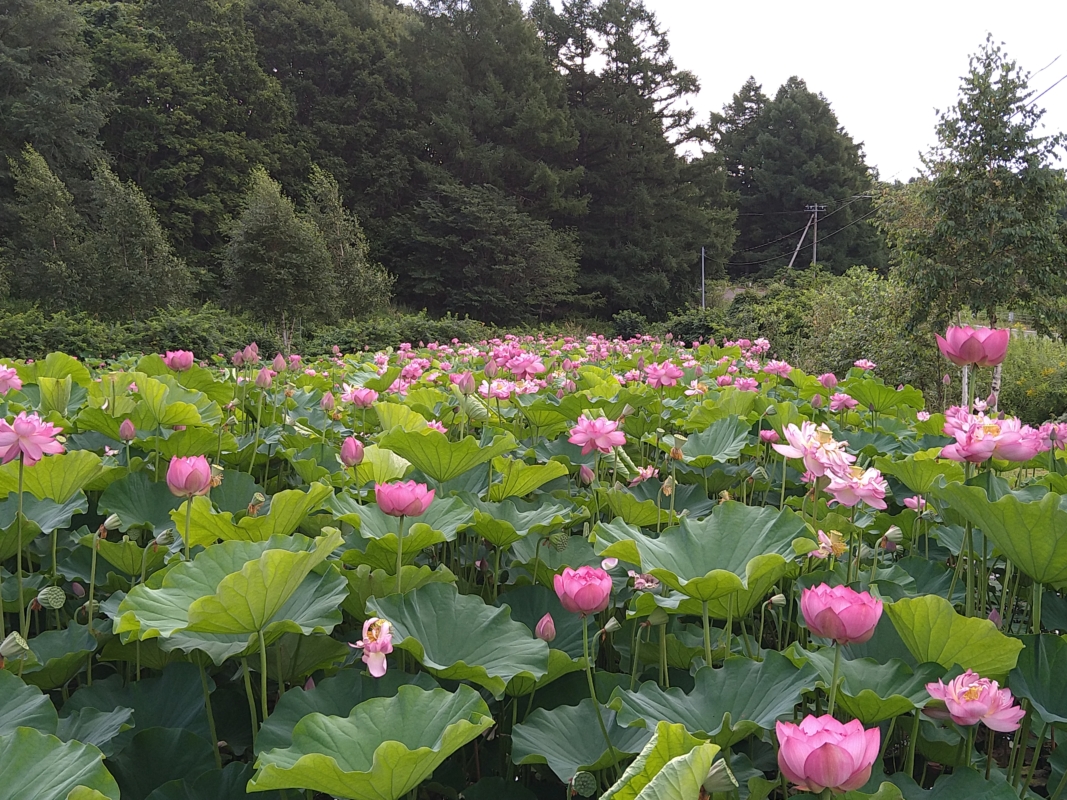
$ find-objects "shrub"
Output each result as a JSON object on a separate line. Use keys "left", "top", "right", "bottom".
{"left": 998, "top": 334, "right": 1067, "bottom": 424}
{"left": 611, "top": 310, "right": 648, "bottom": 340}
{"left": 660, "top": 307, "right": 728, "bottom": 344}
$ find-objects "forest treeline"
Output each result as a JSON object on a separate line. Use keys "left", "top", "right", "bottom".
{"left": 2, "top": 0, "right": 891, "bottom": 327}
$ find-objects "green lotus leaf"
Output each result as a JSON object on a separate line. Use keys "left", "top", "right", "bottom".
{"left": 367, "top": 582, "right": 549, "bottom": 698}
{"left": 510, "top": 532, "right": 601, "bottom": 587}
{"left": 21, "top": 351, "right": 92, "bottom": 387}
{"left": 489, "top": 458, "right": 569, "bottom": 500}
{"left": 80, "top": 534, "right": 167, "bottom": 577}
{"left": 874, "top": 456, "right": 964, "bottom": 495}
{"left": 497, "top": 584, "right": 586, "bottom": 659}
{"left": 248, "top": 684, "right": 493, "bottom": 800}
{"left": 378, "top": 427, "right": 516, "bottom": 483}
{"left": 468, "top": 496, "right": 574, "bottom": 548}
{"left": 108, "top": 726, "right": 215, "bottom": 800}
{"left": 1008, "top": 634, "right": 1067, "bottom": 725}
{"left": 0, "top": 727, "right": 119, "bottom": 800}
{"left": 512, "top": 698, "right": 654, "bottom": 780}
{"left": 0, "top": 491, "right": 87, "bottom": 537}
{"left": 373, "top": 402, "right": 429, "bottom": 432}
{"left": 887, "top": 767, "right": 1019, "bottom": 800}
{"left": 18, "top": 623, "right": 98, "bottom": 690}
{"left": 169, "top": 496, "right": 238, "bottom": 548}
{"left": 265, "top": 633, "right": 351, "bottom": 684}
{"left": 602, "top": 489, "right": 678, "bottom": 528}
{"left": 885, "top": 595, "right": 1023, "bottom": 681}
{"left": 331, "top": 493, "right": 473, "bottom": 541}
{"left": 936, "top": 483, "right": 1067, "bottom": 586}
{"left": 0, "top": 515, "right": 42, "bottom": 563}
{"left": 172, "top": 484, "right": 334, "bottom": 546}
{"left": 144, "top": 763, "right": 282, "bottom": 800}
{"left": 353, "top": 445, "right": 411, "bottom": 485}
{"left": 0, "top": 450, "right": 107, "bottom": 504}
{"left": 340, "top": 526, "right": 448, "bottom": 572}
{"left": 602, "top": 720, "right": 721, "bottom": 800}
{"left": 594, "top": 502, "right": 808, "bottom": 605}
{"left": 98, "top": 471, "right": 182, "bottom": 533}
{"left": 56, "top": 708, "right": 134, "bottom": 758}
{"left": 114, "top": 531, "right": 347, "bottom": 648}
{"left": 839, "top": 379, "right": 924, "bottom": 412}
{"left": 608, "top": 652, "right": 818, "bottom": 748}
{"left": 0, "top": 668, "right": 58, "bottom": 735}
{"left": 784, "top": 645, "right": 946, "bottom": 724}
{"left": 504, "top": 648, "right": 586, "bottom": 697}
{"left": 342, "top": 564, "right": 456, "bottom": 614}
{"left": 257, "top": 669, "right": 439, "bottom": 755}
{"left": 142, "top": 427, "right": 231, "bottom": 459}
{"left": 130, "top": 377, "right": 205, "bottom": 430}
{"left": 679, "top": 416, "right": 750, "bottom": 467}
{"left": 97, "top": 637, "right": 184, "bottom": 671}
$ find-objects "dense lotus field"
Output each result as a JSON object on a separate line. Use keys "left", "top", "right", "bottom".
{"left": 2, "top": 331, "right": 1067, "bottom": 800}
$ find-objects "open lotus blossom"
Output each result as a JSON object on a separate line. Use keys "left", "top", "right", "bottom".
{"left": 904, "top": 495, "right": 926, "bottom": 511}
{"left": 644, "top": 360, "right": 684, "bottom": 388}
{"left": 163, "top": 350, "right": 195, "bottom": 371}
{"left": 777, "top": 715, "right": 880, "bottom": 794}
{"left": 801, "top": 584, "right": 883, "bottom": 645}
{"left": 854, "top": 359, "right": 876, "bottom": 370}
{"left": 941, "top": 409, "right": 1042, "bottom": 463}
{"left": 1039, "top": 422, "right": 1067, "bottom": 450}
{"left": 716, "top": 375, "right": 734, "bottom": 387}
{"left": 735, "top": 377, "right": 759, "bottom": 392}
{"left": 826, "top": 466, "right": 889, "bottom": 509}
{"left": 568, "top": 415, "right": 626, "bottom": 455}
{"left": 628, "top": 465, "right": 659, "bottom": 486}
{"left": 166, "top": 455, "right": 212, "bottom": 498}
{"left": 811, "top": 530, "right": 847, "bottom": 560}
{"left": 925, "top": 670, "right": 1025, "bottom": 731}
{"left": 479, "top": 379, "right": 515, "bottom": 400}
{"left": 426, "top": 420, "right": 448, "bottom": 434}
{"left": 0, "top": 366, "right": 22, "bottom": 395}
{"left": 683, "top": 380, "right": 708, "bottom": 396}
{"left": 507, "top": 353, "right": 545, "bottom": 380}
{"left": 375, "top": 481, "right": 434, "bottom": 517}
{"left": 554, "top": 566, "right": 612, "bottom": 616}
{"left": 936, "top": 326, "right": 1009, "bottom": 368}
{"left": 628, "top": 571, "right": 660, "bottom": 591}
{"left": 341, "top": 385, "right": 379, "bottom": 407}
{"left": 0, "top": 412, "right": 65, "bottom": 466}
{"left": 352, "top": 617, "right": 393, "bottom": 678}
{"left": 829, "top": 392, "right": 858, "bottom": 412}
{"left": 762, "top": 360, "right": 793, "bottom": 378}
{"left": 773, "top": 422, "right": 856, "bottom": 478}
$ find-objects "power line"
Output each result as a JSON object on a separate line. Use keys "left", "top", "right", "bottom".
{"left": 729, "top": 195, "right": 868, "bottom": 256}
{"left": 724, "top": 207, "right": 878, "bottom": 269}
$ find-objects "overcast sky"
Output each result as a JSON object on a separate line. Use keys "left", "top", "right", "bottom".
{"left": 640, "top": 0, "right": 1067, "bottom": 181}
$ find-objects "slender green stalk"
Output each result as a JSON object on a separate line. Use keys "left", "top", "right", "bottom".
{"left": 396, "top": 516, "right": 406, "bottom": 578}
{"left": 986, "top": 728, "right": 996, "bottom": 780}
{"left": 878, "top": 717, "right": 897, "bottom": 764}
{"left": 242, "top": 657, "right": 259, "bottom": 742}
{"left": 1008, "top": 703, "right": 1032, "bottom": 786}
{"left": 199, "top": 663, "right": 223, "bottom": 770}
{"left": 258, "top": 629, "right": 269, "bottom": 722}
{"left": 248, "top": 392, "right": 264, "bottom": 475}
{"left": 1033, "top": 580, "right": 1044, "bottom": 634}
{"left": 1050, "top": 756, "right": 1067, "bottom": 800}
{"left": 16, "top": 456, "right": 26, "bottom": 636}
{"left": 827, "top": 644, "right": 843, "bottom": 716}
{"left": 779, "top": 454, "right": 787, "bottom": 511}
{"left": 701, "top": 600, "right": 712, "bottom": 666}
{"left": 629, "top": 624, "right": 643, "bottom": 690}
{"left": 904, "top": 712, "right": 920, "bottom": 778}
{"left": 1020, "top": 721, "right": 1047, "bottom": 796}
{"left": 964, "top": 523, "right": 975, "bottom": 618}
{"left": 184, "top": 498, "right": 194, "bottom": 561}
{"left": 582, "top": 616, "right": 619, "bottom": 767}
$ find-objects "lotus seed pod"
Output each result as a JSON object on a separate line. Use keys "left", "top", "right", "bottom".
{"left": 37, "top": 585, "right": 66, "bottom": 610}
{"left": 549, "top": 531, "right": 570, "bottom": 552}
{"left": 571, "top": 772, "right": 597, "bottom": 797}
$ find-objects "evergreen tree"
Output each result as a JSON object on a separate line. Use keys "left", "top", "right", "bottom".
{"left": 225, "top": 168, "right": 336, "bottom": 334}
{"left": 714, "top": 77, "right": 886, "bottom": 278}
{"left": 1, "top": 146, "right": 88, "bottom": 311}
{"left": 85, "top": 163, "right": 194, "bottom": 319}
{"left": 305, "top": 165, "right": 394, "bottom": 317}
{"left": 882, "top": 36, "right": 1067, "bottom": 329}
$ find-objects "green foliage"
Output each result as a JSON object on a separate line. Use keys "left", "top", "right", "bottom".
{"left": 612, "top": 310, "right": 649, "bottom": 340}
{"left": 998, "top": 334, "right": 1067, "bottom": 424}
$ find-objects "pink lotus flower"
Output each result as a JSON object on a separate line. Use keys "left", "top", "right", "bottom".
{"left": 507, "top": 353, "right": 545, "bottom": 380}
{"left": 273, "top": 353, "right": 287, "bottom": 372}
{"left": 735, "top": 377, "right": 759, "bottom": 392}
{"left": 243, "top": 343, "right": 260, "bottom": 364}
{"left": 763, "top": 360, "right": 793, "bottom": 378}
{"left": 320, "top": 392, "right": 335, "bottom": 412}
{"left": 941, "top": 410, "right": 1042, "bottom": 463}
{"left": 904, "top": 495, "right": 926, "bottom": 511}
{"left": 936, "top": 326, "right": 1009, "bottom": 368}
{"left": 854, "top": 359, "right": 877, "bottom": 371}
{"left": 925, "top": 670, "right": 1024, "bottom": 731}
{"left": 759, "top": 429, "right": 780, "bottom": 443}
{"left": 119, "top": 419, "right": 136, "bottom": 442}
{"left": 375, "top": 481, "right": 434, "bottom": 517}
{"left": 568, "top": 415, "right": 626, "bottom": 455}
{"left": 0, "top": 412, "right": 64, "bottom": 466}
{"left": 830, "top": 393, "right": 858, "bottom": 412}
{"left": 340, "top": 437, "right": 364, "bottom": 468}
{"left": 826, "top": 466, "right": 889, "bottom": 510}
{"left": 773, "top": 422, "right": 856, "bottom": 478}
{"left": 1040, "top": 422, "right": 1067, "bottom": 451}
{"left": 628, "top": 465, "right": 659, "bottom": 486}
{"left": 341, "top": 386, "right": 378, "bottom": 408}
{"left": 683, "top": 380, "right": 707, "bottom": 396}
{"left": 449, "top": 372, "right": 476, "bottom": 394}
{"left": 628, "top": 571, "right": 660, "bottom": 591}
{"left": 716, "top": 375, "right": 734, "bottom": 387}
{"left": 777, "top": 715, "right": 880, "bottom": 794}
{"left": 352, "top": 617, "right": 393, "bottom": 678}
{"left": 644, "top": 361, "right": 684, "bottom": 388}
{"left": 535, "top": 613, "right": 556, "bottom": 642}
{"left": 554, "top": 566, "right": 612, "bottom": 616}
{"left": 166, "top": 455, "right": 212, "bottom": 498}
{"left": 254, "top": 367, "right": 275, "bottom": 389}
{"left": 0, "top": 366, "right": 22, "bottom": 395}
{"left": 426, "top": 420, "right": 448, "bottom": 434}
{"left": 817, "top": 373, "right": 838, "bottom": 390}
{"left": 163, "top": 350, "right": 194, "bottom": 371}
{"left": 578, "top": 464, "right": 595, "bottom": 485}
{"left": 801, "top": 584, "right": 883, "bottom": 644}
{"left": 479, "top": 379, "right": 514, "bottom": 400}
{"left": 811, "top": 530, "right": 847, "bottom": 560}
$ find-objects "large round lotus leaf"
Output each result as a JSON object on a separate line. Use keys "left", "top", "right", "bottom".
{"left": 20, "top": 622, "right": 98, "bottom": 690}
{"left": 511, "top": 698, "right": 654, "bottom": 780}
{"left": 330, "top": 493, "right": 473, "bottom": 541}
{"left": 0, "top": 668, "right": 58, "bottom": 734}
{"left": 874, "top": 455, "right": 964, "bottom": 495}
{"left": 887, "top": 766, "right": 1020, "bottom": 800}
{"left": 936, "top": 483, "right": 1067, "bottom": 586}
{"left": 342, "top": 564, "right": 456, "bottom": 616}
{"left": 594, "top": 502, "right": 809, "bottom": 603}
{"left": 784, "top": 644, "right": 946, "bottom": 725}
{"left": 510, "top": 533, "right": 601, "bottom": 588}
{"left": 497, "top": 584, "right": 585, "bottom": 659}
{"left": 108, "top": 726, "right": 215, "bottom": 800}
{"left": 467, "top": 495, "right": 576, "bottom": 548}
{"left": 173, "top": 484, "right": 333, "bottom": 547}
{"left": 256, "top": 668, "right": 439, "bottom": 755}
{"left": 1009, "top": 634, "right": 1067, "bottom": 725}
{"left": 679, "top": 416, "right": 750, "bottom": 468}
{"left": 265, "top": 633, "right": 350, "bottom": 684}
{"left": 601, "top": 720, "right": 720, "bottom": 800}
{"left": 340, "top": 526, "right": 448, "bottom": 572}
{"left": 378, "top": 427, "right": 516, "bottom": 482}
{"left": 56, "top": 707, "right": 134, "bottom": 758}
{"left": 114, "top": 531, "right": 346, "bottom": 647}
{"left": 367, "top": 582, "right": 549, "bottom": 698}
{"left": 98, "top": 471, "right": 183, "bottom": 533}
{"left": 603, "top": 489, "right": 679, "bottom": 529}
{"left": 607, "top": 652, "right": 818, "bottom": 748}
{"left": 0, "top": 726, "right": 119, "bottom": 799}
{"left": 488, "top": 458, "right": 569, "bottom": 501}
{"left": 145, "top": 763, "right": 282, "bottom": 800}
{"left": 78, "top": 533, "right": 166, "bottom": 577}
{"left": 248, "top": 684, "right": 494, "bottom": 800}
{"left": 884, "top": 595, "right": 1023, "bottom": 681}
{"left": 0, "top": 449, "right": 106, "bottom": 504}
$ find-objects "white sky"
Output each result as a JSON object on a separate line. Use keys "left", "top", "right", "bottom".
{"left": 643, "top": 0, "right": 1067, "bottom": 181}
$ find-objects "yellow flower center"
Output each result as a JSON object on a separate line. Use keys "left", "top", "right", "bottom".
{"left": 962, "top": 685, "right": 983, "bottom": 702}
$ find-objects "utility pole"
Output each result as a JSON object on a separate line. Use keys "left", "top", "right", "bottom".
{"left": 786, "top": 214, "right": 816, "bottom": 270}
{"left": 701, "top": 246, "right": 705, "bottom": 309}
{"left": 805, "top": 204, "right": 827, "bottom": 265}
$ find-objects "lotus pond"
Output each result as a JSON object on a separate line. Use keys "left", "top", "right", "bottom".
{"left": 0, "top": 334, "right": 1065, "bottom": 800}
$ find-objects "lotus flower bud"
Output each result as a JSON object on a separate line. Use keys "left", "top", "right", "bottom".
{"left": 255, "top": 367, "right": 274, "bottom": 389}
{"left": 535, "top": 613, "right": 556, "bottom": 642}
{"left": 578, "top": 465, "right": 595, "bottom": 485}
{"left": 119, "top": 418, "right": 136, "bottom": 442}
{"left": 104, "top": 513, "right": 121, "bottom": 531}
{"left": 243, "top": 342, "right": 259, "bottom": 364}
{"left": 340, "top": 436, "right": 364, "bottom": 468}
{"left": 943, "top": 373, "right": 952, "bottom": 386}
{"left": 304, "top": 676, "right": 315, "bottom": 691}
{"left": 483, "top": 360, "right": 498, "bottom": 378}
{"left": 768, "top": 593, "right": 787, "bottom": 607}
{"left": 273, "top": 353, "right": 287, "bottom": 372}
{"left": 320, "top": 392, "right": 335, "bottom": 412}
{"left": 71, "top": 582, "right": 85, "bottom": 598}
{"left": 988, "top": 608, "right": 1003, "bottom": 628}
{"left": 811, "top": 393, "right": 823, "bottom": 409}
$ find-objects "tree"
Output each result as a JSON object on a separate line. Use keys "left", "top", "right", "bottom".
{"left": 85, "top": 163, "right": 194, "bottom": 319}
{"left": 305, "top": 165, "right": 393, "bottom": 317}
{"left": 713, "top": 77, "right": 886, "bottom": 278}
{"left": 881, "top": 36, "right": 1067, "bottom": 329}
{"left": 1, "top": 146, "right": 88, "bottom": 310}
{"left": 225, "top": 168, "right": 336, "bottom": 336}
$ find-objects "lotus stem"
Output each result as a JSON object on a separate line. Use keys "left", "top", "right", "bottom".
{"left": 1020, "top": 720, "right": 1047, "bottom": 795}
{"left": 16, "top": 455, "right": 26, "bottom": 637}
{"left": 199, "top": 662, "right": 223, "bottom": 770}
{"left": 582, "top": 616, "right": 619, "bottom": 768}
{"left": 242, "top": 657, "right": 258, "bottom": 741}
{"left": 905, "top": 711, "right": 920, "bottom": 778}
{"left": 396, "top": 516, "right": 406, "bottom": 578}
{"left": 258, "top": 629, "right": 269, "bottom": 722}
{"left": 184, "top": 498, "right": 193, "bottom": 561}
{"left": 248, "top": 392, "right": 264, "bottom": 475}
{"left": 1032, "top": 580, "right": 1043, "bottom": 635}
{"left": 1008, "top": 702, "right": 1032, "bottom": 786}
{"left": 629, "top": 624, "right": 643, "bottom": 690}
{"left": 1050, "top": 754, "right": 1067, "bottom": 800}
{"left": 701, "top": 600, "right": 712, "bottom": 666}
{"left": 827, "top": 643, "right": 843, "bottom": 716}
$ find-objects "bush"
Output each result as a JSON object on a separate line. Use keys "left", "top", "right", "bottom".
{"left": 611, "top": 310, "right": 648, "bottom": 340}
{"left": 998, "top": 334, "right": 1067, "bottom": 424}
{"left": 307, "top": 312, "right": 491, "bottom": 354}
{"left": 660, "top": 307, "right": 728, "bottom": 344}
